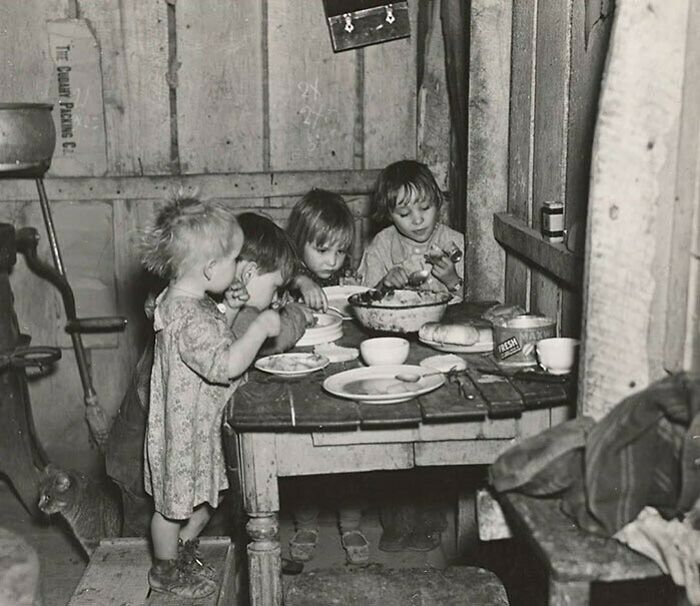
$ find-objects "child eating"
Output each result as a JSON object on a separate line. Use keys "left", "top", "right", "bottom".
{"left": 139, "top": 198, "right": 280, "bottom": 598}
{"left": 285, "top": 189, "right": 370, "bottom": 565}
{"left": 358, "top": 159, "right": 464, "bottom": 302}
{"left": 359, "top": 160, "right": 465, "bottom": 553}
{"left": 286, "top": 188, "right": 357, "bottom": 312}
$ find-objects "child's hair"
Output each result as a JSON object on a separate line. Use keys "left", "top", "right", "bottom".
{"left": 372, "top": 160, "right": 442, "bottom": 223}
{"left": 286, "top": 189, "right": 355, "bottom": 254}
{"left": 237, "top": 213, "right": 298, "bottom": 283}
{"left": 139, "top": 197, "right": 241, "bottom": 279}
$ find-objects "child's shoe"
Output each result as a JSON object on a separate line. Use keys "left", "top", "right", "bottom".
{"left": 378, "top": 504, "right": 414, "bottom": 552}
{"left": 378, "top": 528, "right": 409, "bottom": 552}
{"left": 340, "top": 529, "right": 370, "bottom": 565}
{"left": 289, "top": 528, "right": 318, "bottom": 562}
{"left": 406, "top": 509, "right": 445, "bottom": 552}
{"left": 406, "top": 528, "right": 441, "bottom": 552}
{"left": 148, "top": 559, "right": 216, "bottom": 598}
{"left": 177, "top": 538, "right": 218, "bottom": 580}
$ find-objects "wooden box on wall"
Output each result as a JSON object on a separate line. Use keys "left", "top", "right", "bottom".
{"left": 323, "top": 0, "right": 410, "bottom": 52}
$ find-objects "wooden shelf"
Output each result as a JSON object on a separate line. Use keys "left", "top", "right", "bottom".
{"left": 493, "top": 212, "right": 582, "bottom": 291}
{"left": 0, "top": 169, "right": 381, "bottom": 202}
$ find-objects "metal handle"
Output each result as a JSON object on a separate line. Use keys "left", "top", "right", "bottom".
{"left": 0, "top": 346, "right": 62, "bottom": 371}
{"left": 66, "top": 317, "right": 128, "bottom": 333}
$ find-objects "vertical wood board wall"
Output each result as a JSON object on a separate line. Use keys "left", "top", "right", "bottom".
{"left": 0, "top": 0, "right": 430, "bottom": 467}
{"left": 504, "top": 0, "right": 612, "bottom": 339}
{"left": 579, "top": 0, "right": 690, "bottom": 419}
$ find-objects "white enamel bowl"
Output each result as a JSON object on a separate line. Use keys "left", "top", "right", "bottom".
{"left": 348, "top": 289, "right": 451, "bottom": 334}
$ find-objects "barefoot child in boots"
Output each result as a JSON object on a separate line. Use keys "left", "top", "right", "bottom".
{"left": 139, "top": 198, "right": 281, "bottom": 598}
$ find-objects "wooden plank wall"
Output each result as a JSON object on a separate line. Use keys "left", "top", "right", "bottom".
{"left": 504, "top": 0, "right": 612, "bottom": 336}
{"left": 579, "top": 0, "right": 691, "bottom": 419}
{"left": 465, "top": 0, "right": 511, "bottom": 303}
{"left": 0, "top": 0, "right": 431, "bottom": 468}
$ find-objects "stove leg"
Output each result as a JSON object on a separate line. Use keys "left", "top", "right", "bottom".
{"left": 0, "top": 226, "right": 47, "bottom": 517}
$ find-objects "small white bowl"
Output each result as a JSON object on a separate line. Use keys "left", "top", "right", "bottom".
{"left": 360, "top": 337, "right": 410, "bottom": 366}
{"left": 536, "top": 337, "right": 580, "bottom": 375}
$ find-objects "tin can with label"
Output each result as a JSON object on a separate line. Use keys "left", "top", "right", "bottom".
{"left": 493, "top": 315, "right": 557, "bottom": 368}
{"left": 542, "top": 201, "right": 565, "bottom": 243}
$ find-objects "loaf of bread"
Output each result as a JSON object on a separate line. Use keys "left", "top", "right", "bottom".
{"left": 420, "top": 322, "right": 482, "bottom": 346}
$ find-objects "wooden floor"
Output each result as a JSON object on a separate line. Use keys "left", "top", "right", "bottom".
{"left": 1, "top": 473, "right": 681, "bottom": 605}
{"left": 0, "top": 476, "right": 455, "bottom": 605}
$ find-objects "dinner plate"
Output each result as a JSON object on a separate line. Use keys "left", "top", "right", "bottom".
{"left": 295, "top": 313, "right": 343, "bottom": 347}
{"left": 419, "top": 336, "right": 494, "bottom": 354}
{"left": 323, "top": 364, "right": 445, "bottom": 404}
{"left": 323, "top": 285, "right": 371, "bottom": 319}
{"left": 255, "top": 353, "right": 329, "bottom": 377}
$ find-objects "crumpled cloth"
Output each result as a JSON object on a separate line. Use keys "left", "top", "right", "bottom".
{"left": 615, "top": 507, "right": 700, "bottom": 605}
{"left": 489, "top": 372, "right": 700, "bottom": 601}
{"left": 490, "top": 372, "right": 700, "bottom": 536}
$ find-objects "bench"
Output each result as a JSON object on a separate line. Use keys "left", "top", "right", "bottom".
{"left": 499, "top": 493, "right": 663, "bottom": 605}
{"left": 284, "top": 564, "right": 509, "bottom": 605}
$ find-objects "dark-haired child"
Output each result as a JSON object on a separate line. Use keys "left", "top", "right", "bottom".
{"left": 358, "top": 159, "right": 464, "bottom": 302}
{"left": 285, "top": 190, "right": 369, "bottom": 565}
{"left": 229, "top": 212, "right": 310, "bottom": 350}
{"left": 286, "top": 188, "right": 357, "bottom": 311}
{"left": 359, "top": 161, "right": 465, "bottom": 552}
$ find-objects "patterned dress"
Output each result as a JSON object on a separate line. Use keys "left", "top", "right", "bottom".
{"left": 144, "top": 292, "right": 241, "bottom": 519}
{"left": 357, "top": 223, "right": 465, "bottom": 302}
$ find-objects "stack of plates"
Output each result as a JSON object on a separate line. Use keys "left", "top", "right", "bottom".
{"left": 296, "top": 312, "right": 343, "bottom": 347}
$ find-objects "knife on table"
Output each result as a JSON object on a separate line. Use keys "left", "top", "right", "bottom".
{"left": 475, "top": 368, "right": 570, "bottom": 384}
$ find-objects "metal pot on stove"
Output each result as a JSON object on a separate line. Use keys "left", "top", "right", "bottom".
{"left": 0, "top": 103, "right": 56, "bottom": 177}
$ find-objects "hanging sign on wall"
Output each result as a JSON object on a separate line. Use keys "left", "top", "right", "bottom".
{"left": 46, "top": 19, "right": 107, "bottom": 176}
{"left": 323, "top": 0, "right": 411, "bottom": 52}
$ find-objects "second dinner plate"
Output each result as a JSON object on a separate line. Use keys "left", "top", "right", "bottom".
{"left": 255, "top": 353, "right": 329, "bottom": 377}
{"left": 323, "top": 364, "right": 445, "bottom": 404}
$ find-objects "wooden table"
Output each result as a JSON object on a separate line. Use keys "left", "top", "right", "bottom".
{"left": 226, "top": 304, "right": 573, "bottom": 606}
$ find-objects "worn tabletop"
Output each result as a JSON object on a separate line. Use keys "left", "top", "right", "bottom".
{"left": 229, "top": 302, "right": 571, "bottom": 431}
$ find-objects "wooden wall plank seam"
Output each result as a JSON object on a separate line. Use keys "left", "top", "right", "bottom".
{"left": 504, "top": 0, "right": 537, "bottom": 310}
{"left": 466, "top": 0, "right": 511, "bottom": 303}
{"left": 80, "top": 0, "right": 171, "bottom": 175}
{"left": 529, "top": 0, "right": 574, "bottom": 330}
{"left": 176, "top": 1, "right": 264, "bottom": 174}
{"left": 267, "top": 0, "right": 355, "bottom": 170}
{"left": 363, "top": 0, "right": 418, "bottom": 168}
{"left": 665, "top": 0, "right": 700, "bottom": 372}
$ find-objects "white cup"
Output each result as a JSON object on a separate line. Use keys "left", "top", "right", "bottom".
{"left": 536, "top": 337, "right": 580, "bottom": 375}
{"left": 360, "top": 337, "right": 409, "bottom": 366}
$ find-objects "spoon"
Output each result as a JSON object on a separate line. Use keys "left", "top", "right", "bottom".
{"left": 395, "top": 369, "right": 448, "bottom": 383}
{"left": 407, "top": 268, "right": 431, "bottom": 287}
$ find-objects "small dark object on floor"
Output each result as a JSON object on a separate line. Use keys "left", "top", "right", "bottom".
{"left": 282, "top": 558, "right": 304, "bottom": 575}
{"left": 284, "top": 564, "right": 509, "bottom": 605}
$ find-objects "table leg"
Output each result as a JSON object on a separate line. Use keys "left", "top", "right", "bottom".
{"left": 549, "top": 578, "right": 591, "bottom": 606}
{"left": 247, "top": 515, "right": 282, "bottom": 606}
{"left": 238, "top": 432, "right": 282, "bottom": 606}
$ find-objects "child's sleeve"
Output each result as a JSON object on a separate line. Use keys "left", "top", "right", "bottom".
{"left": 262, "top": 303, "right": 307, "bottom": 354}
{"left": 178, "top": 312, "right": 241, "bottom": 384}
{"left": 358, "top": 237, "right": 391, "bottom": 287}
